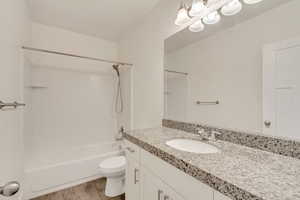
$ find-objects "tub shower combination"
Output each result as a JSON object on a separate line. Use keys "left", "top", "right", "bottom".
{"left": 23, "top": 47, "right": 131, "bottom": 199}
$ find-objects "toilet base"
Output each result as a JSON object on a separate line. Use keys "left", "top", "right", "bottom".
{"left": 105, "top": 176, "right": 125, "bottom": 197}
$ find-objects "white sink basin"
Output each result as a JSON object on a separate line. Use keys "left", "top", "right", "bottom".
{"left": 166, "top": 139, "right": 220, "bottom": 154}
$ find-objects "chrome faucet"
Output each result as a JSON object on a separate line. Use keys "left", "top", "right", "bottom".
{"left": 196, "top": 127, "right": 209, "bottom": 140}
{"left": 196, "top": 127, "right": 222, "bottom": 141}
{"left": 208, "top": 131, "right": 222, "bottom": 142}
{"left": 116, "top": 126, "right": 125, "bottom": 141}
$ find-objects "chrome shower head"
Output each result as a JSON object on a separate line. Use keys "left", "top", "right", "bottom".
{"left": 112, "top": 64, "right": 120, "bottom": 77}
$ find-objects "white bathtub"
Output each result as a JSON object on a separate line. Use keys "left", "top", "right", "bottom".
{"left": 24, "top": 142, "right": 122, "bottom": 199}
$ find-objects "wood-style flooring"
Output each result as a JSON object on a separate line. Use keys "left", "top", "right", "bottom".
{"left": 32, "top": 178, "right": 125, "bottom": 200}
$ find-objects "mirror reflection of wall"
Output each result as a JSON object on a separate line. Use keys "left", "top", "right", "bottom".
{"left": 164, "top": 70, "right": 188, "bottom": 121}
{"left": 164, "top": 0, "right": 300, "bottom": 140}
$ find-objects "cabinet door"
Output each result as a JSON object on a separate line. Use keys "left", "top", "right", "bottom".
{"left": 125, "top": 157, "right": 140, "bottom": 200}
{"left": 214, "top": 191, "right": 231, "bottom": 200}
{"left": 141, "top": 167, "right": 185, "bottom": 200}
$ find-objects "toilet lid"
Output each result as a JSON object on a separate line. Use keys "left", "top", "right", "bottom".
{"left": 99, "top": 156, "right": 126, "bottom": 170}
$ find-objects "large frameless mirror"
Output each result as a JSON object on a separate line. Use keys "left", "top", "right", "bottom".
{"left": 164, "top": 0, "right": 300, "bottom": 140}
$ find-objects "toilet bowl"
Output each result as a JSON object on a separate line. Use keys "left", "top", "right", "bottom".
{"left": 99, "top": 156, "right": 126, "bottom": 197}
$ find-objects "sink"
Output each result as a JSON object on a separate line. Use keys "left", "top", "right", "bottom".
{"left": 166, "top": 139, "right": 220, "bottom": 154}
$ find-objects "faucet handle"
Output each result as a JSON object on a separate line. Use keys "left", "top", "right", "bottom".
{"left": 196, "top": 127, "right": 205, "bottom": 134}
{"left": 209, "top": 131, "right": 222, "bottom": 141}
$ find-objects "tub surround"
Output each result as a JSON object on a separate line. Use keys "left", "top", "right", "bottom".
{"left": 124, "top": 127, "right": 300, "bottom": 200}
{"left": 163, "top": 119, "right": 300, "bottom": 159}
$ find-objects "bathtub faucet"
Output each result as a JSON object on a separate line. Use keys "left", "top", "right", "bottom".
{"left": 116, "top": 126, "right": 125, "bottom": 141}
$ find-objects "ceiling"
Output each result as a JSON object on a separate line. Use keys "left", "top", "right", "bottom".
{"left": 27, "top": 0, "right": 161, "bottom": 42}
{"left": 165, "top": 0, "right": 293, "bottom": 53}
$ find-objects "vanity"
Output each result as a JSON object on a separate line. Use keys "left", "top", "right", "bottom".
{"left": 123, "top": 127, "right": 300, "bottom": 200}
{"left": 123, "top": 1, "right": 300, "bottom": 199}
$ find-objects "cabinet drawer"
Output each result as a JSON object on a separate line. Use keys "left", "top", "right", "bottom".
{"left": 124, "top": 139, "right": 140, "bottom": 162}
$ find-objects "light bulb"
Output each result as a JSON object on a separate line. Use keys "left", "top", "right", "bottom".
{"left": 189, "top": 0, "right": 209, "bottom": 17}
{"left": 203, "top": 11, "right": 221, "bottom": 25}
{"left": 221, "top": 0, "right": 242, "bottom": 16}
{"left": 243, "top": 0, "right": 263, "bottom": 4}
{"left": 189, "top": 19, "right": 205, "bottom": 32}
{"left": 175, "top": 3, "right": 191, "bottom": 26}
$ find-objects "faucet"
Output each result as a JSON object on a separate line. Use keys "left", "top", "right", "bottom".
{"left": 196, "top": 127, "right": 209, "bottom": 140}
{"left": 116, "top": 126, "right": 125, "bottom": 141}
{"left": 196, "top": 127, "right": 222, "bottom": 141}
{"left": 208, "top": 131, "right": 222, "bottom": 142}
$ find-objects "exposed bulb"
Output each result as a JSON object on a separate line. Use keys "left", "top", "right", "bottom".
{"left": 175, "top": 3, "right": 191, "bottom": 26}
{"left": 221, "top": 0, "right": 242, "bottom": 16}
{"left": 203, "top": 11, "right": 221, "bottom": 25}
{"left": 189, "top": 0, "right": 209, "bottom": 17}
{"left": 243, "top": 0, "right": 263, "bottom": 4}
{"left": 189, "top": 19, "right": 205, "bottom": 32}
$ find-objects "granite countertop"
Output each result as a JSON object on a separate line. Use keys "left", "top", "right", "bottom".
{"left": 124, "top": 127, "right": 300, "bottom": 200}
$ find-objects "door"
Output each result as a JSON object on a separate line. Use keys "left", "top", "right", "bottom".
{"left": 214, "top": 191, "right": 231, "bottom": 200}
{"left": 125, "top": 157, "right": 140, "bottom": 200}
{"left": 0, "top": 0, "right": 27, "bottom": 199}
{"left": 141, "top": 167, "right": 185, "bottom": 200}
{"left": 263, "top": 37, "right": 300, "bottom": 140}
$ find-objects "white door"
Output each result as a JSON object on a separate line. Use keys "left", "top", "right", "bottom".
{"left": 0, "top": 0, "right": 27, "bottom": 199}
{"left": 263, "top": 37, "right": 300, "bottom": 140}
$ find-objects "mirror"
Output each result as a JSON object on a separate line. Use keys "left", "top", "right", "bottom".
{"left": 164, "top": 0, "right": 300, "bottom": 140}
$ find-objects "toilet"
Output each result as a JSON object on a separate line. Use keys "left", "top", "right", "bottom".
{"left": 99, "top": 156, "right": 126, "bottom": 197}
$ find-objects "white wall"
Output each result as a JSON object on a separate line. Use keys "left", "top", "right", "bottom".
{"left": 31, "top": 22, "right": 118, "bottom": 60}
{"left": 28, "top": 67, "right": 116, "bottom": 157}
{"left": 164, "top": 73, "right": 188, "bottom": 121}
{"left": 0, "top": 0, "right": 30, "bottom": 199}
{"left": 118, "top": 0, "right": 183, "bottom": 129}
{"left": 25, "top": 23, "right": 125, "bottom": 162}
{"left": 165, "top": 0, "right": 300, "bottom": 133}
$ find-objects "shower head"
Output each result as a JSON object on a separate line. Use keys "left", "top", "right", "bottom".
{"left": 112, "top": 64, "right": 120, "bottom": 77}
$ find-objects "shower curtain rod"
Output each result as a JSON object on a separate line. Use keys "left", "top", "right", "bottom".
{"left": 22, "top": 46, "right": 133, "bottom": 67}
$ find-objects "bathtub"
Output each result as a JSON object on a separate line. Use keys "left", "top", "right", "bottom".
{"left": 24, "top": 142, "right": 122, "bottom": 199}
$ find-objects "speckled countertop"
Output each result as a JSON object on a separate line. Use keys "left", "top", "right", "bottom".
{"left": 124, "top": 127, "right": 300, "bottom": 200}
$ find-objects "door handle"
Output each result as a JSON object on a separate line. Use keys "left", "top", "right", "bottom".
{"left": 0, "top": 101, "right": 26, "bottom": 110}
{"left": 126, "top": 147, "right": 135, "bottom": 153}
{"left": 264, "top": 120, "right": 271, "bottom": 128}
{"left": 158, "top": 190, "right": 163, "bottom": 200}
{"left": 134, "top": 168, "right": 139, "bottom": 184}
{"left": 0, "top": 181, "right": 20, "bottom": 197}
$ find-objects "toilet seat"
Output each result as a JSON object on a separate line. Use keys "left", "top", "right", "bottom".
{"left": 99, "top": 156, "right": 126, "bottom": 174}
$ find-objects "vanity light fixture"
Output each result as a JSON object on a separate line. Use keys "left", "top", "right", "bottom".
{"left": 175, "top": 2, "right": 191, "bottom": 26}
{"left": 175, "top": 0, "right": 263, "bottom": 32}
{"left": 203, "top": 11, "right": 221, "bottom": 25}
{"left": 189, "top": 0, "right": 209, "bottom": 17}
{"left": 189, "top": 19, "right": 205, "bottom": 32}
{"left": 243, "top": 0, "right": 263, "bottom": 5}
{"left": 221, "top": 0, "right": 242, "bottom": 16}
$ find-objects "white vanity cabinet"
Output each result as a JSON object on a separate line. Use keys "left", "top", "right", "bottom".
{"left": 124, "top": 140, "right": 141, "bottom": 200}
{"left": 125, "top": 140, "right": 229, "bottom": 200}
{"left": 141, "top": 167, "right": 185, "bottom": 200}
